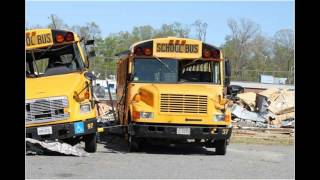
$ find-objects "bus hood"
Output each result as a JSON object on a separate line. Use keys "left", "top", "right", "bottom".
{"left": 140, "top": 83, "right": 224, "bottom": 97}
{"left": 26, "top": 73, "right": 86, "bottom": 100}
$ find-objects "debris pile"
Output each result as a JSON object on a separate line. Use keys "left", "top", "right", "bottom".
{"left": 230, "top": 88, "right": 294, "bottom": 128}
{"left": 96, "top": 102, "right": 115, "bottom": 122}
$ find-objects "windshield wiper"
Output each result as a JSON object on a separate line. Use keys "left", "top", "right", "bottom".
{"left": 152, "top": 55, "right": 175, "bottom": 73}
{"left": 31, "top": 45, "right": 53, "bottom": 60}
{"left": 183, "top": 58, "right": 201, "bottom": 68}
{"left": 30, "top": 50, "right": 39, "bottom": 78}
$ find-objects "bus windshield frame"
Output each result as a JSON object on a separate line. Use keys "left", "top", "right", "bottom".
{"left": 26, "top": 43, "right": 85, "bottom": 78}
{"left": 132, "top": 57, "right": 221, "bottom": 84}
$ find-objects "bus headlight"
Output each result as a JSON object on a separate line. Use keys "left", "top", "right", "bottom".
{"left": 213, "top": 114, "right": 225, "bottom": 122}
{"left": 80, "top": 103, "right": 91, "bottom": 113}
{"left": 140, "top": 112, "right": 153, "bottom": 119}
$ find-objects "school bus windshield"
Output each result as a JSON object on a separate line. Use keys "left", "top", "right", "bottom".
{"left": 26, "top": 43, "right": 85, "bottom": 78}
{"left": 133, "top": 58, "right": 221, "bottom": 84}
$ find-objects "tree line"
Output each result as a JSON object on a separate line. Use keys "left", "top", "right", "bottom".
{"left": 26, "top": 15, "right": 294, "bottom": 83}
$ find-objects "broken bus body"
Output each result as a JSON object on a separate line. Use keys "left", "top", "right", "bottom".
{"left": 25, "top": 29, "right": 98, "bottom": 153}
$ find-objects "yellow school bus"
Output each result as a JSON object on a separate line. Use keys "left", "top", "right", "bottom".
{"left": 26, "top": 29, "right": 98, "bottom": 152}
{"left": 116, "top": 37, "right": 232, "bottom": 155}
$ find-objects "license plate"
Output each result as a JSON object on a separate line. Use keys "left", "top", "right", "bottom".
{"left": 177, "top": 127, "right": 190, "bottom": 135}
{"left": 37, "top": 126, "right": 53, "bottom": 135}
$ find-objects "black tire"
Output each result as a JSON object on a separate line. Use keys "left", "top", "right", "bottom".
{"left": 84, "top": 133, "right": 97, "bottom": 153}
{"left": 63, "top": 138, "right": 80, "bottom": 146}
{"left": 215, "top": 139, "right": 227, "bottom": 155}
{"left": 128, "top": 135, "right": 140, "bottom": 152}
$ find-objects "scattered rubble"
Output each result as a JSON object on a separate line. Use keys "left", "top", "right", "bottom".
{"left": 236, "top": 92, "right": 256, "bottom": 111}
{"left": 230, "top": 88, "right": 294, "bottom": 128}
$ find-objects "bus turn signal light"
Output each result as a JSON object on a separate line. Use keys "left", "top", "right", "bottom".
{"left": 134, "top": 94, "right": 141, "bottom": 102}
{"left": 203, "top": 49, "right": 211, "bottom": 58}
{"left": 224, "top": 114, "right": 231, "bottom": 123}
{"left": 132, "top": 111, "right": 140, "bottom": 120}
{"left": 84, "top": 91, "right": 90, "bottom": 99}
{"left": 144, "top": 48, "right": 152, "bottom": 56}
{"left": 56, "top": 34, "right": 64, "bottom": 43}
{"left": 134, "top": 47, "right": 143, "bottom": 56}
{"left": 65, "top": 32, "right": 74, "bottom": 42}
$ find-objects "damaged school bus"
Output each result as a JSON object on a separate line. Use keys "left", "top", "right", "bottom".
{"left": 25, "top": 29, "right": 98, "bottom": 152}
{"left": 116, "top": 37, "right": 232, "bottom": 155}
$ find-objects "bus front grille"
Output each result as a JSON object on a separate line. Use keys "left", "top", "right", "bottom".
{"left": 26, "top": 96, "right": 69, "bottom": 123}
{"left": 160, "top": 94, "right": 207, "bottom": 114}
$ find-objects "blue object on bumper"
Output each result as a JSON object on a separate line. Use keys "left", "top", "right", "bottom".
{"left": 74, "top": 122, "right": 84, "bottom": 134}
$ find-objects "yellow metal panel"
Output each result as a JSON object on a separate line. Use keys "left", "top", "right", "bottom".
{"left": 25, "top": 72, "right": 96, "bottom": 128}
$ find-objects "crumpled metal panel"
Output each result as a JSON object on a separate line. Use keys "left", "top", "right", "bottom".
{"left": 26, "top": 138, "right": 89, "bottom": 157}
{"left": 231, "top": 104, "right": 267, "bottom": 122}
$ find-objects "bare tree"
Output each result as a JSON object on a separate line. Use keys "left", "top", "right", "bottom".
{"left": 193, "top": 20, "right": 208, "bottom": 42}
{"left": 71, "top": 22, "right": 101, "bottom": 40}
{"left": 48, "top": 14, "right": 68, "bottom": 29}
{"left": 226, "top": 18, "right": 261, "bottom": 78}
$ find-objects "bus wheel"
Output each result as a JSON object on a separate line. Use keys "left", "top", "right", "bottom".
{"left": 215, "top": 139, "right": 227, "bottom": 155}
{"left": 128, "top": 135, "right": 140, "bottom": 152}
{"left": 84, "top": 133, "right": 97, "bottom": 153}
{"left": 63, "top": 137, "right": 80, "bottom": 146}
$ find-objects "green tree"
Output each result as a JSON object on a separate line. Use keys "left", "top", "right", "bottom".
{"left": 132, "top": 25, "right": 155, "bottom": 41}
{"left": 272, "top": 29, "right": 294, "bottom": 83}
{"left": 153, "top": 22, "right": 190, "bottom": 38}
{"left": 221, "top": 18, "right": 261, "bottom": 81}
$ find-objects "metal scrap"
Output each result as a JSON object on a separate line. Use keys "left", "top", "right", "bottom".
{"left": 231, "top": 104, "right": 267, "bottom": 123}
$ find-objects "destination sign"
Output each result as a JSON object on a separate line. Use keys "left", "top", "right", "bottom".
{"left": 25, "top": 29, "right": 53, "bottom": 49}
{"left": 153, "top": 38, "right": 202, "bottom": 58}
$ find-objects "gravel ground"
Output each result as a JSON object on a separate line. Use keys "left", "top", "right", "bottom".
{"left": 26, "top": 136, "right": 294, "bottom": 179}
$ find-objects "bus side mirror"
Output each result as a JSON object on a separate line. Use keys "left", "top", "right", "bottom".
{"left": 85, "top": 57, "right": 90, "bottom": 68}
{"left": 85, "top": 40, "right": 94, "bottom": 45}
{"left": 85, "top": 40, "right": 96, "bottom": 58}
{"left": 224, "top": 60, "right": 231, "bottom": 86}
{"left": 84, "top": 72, "right": 97, "bottom": 81}
{"left": 88, "top": 47, "right": 96, "bottom": 57}
{"left": 127, "top": 73, "right": 134, "bottom": 81}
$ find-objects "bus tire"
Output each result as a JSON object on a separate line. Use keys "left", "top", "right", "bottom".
{"left": 84, "top": 133, "right": 97, "bottom": 153}
{"left": 215, "top": 139, "right": 227, "bottom": 155}
{"left": 63, "top": 137, "right": 80, "bottom": 146}
{"left": 128, "top": 135, "right": 140, "bottom": 152}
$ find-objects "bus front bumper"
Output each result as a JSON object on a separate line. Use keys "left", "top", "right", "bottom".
{"left": 26, "top": 118, "right": 97, "bottom": 141}
{"left": 129, "top": 123, "right": 232, "bottom": 140}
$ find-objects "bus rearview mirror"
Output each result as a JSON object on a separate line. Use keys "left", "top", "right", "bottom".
{"left": 85, "top": 40, "right": 94, "bottom": 45}
{"left": 224, "top": 60, "right": 231, "bottom": 86}
{"left": 88, "top": 48, "right": 96, "bottom": 57}
{"left": 127, "top": 73, "right": 134, "bottom": 81}
{"left": 84, "top": 72, "right": 97, "bottom": 81}
{"left": 85, "top": 57, "right": 90, "bottom": 68}
{"left": 225, "top": 60, "right": 231, "bottom": 77}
